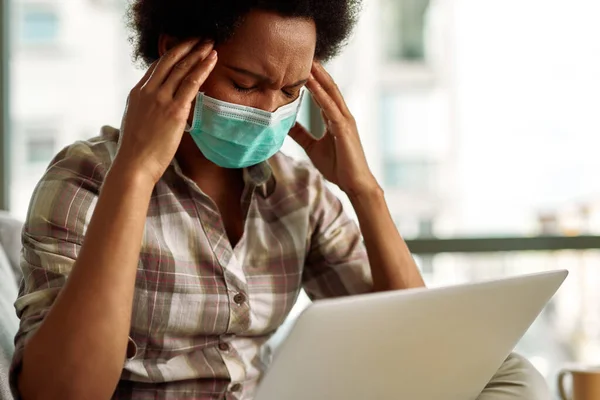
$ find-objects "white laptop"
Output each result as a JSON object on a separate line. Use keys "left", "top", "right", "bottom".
{"left": 254, "top": 270, "right": 568, "bottom": 400}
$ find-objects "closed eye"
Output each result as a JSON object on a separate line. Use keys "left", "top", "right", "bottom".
{"left": 282, "top": 90, "right": 296, "bottom": 99}
{"left": 233, "top": 82, "right": 255, "bottom": 93}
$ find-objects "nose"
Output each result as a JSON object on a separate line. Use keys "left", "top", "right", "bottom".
{"left": 253, "top": 92, "right": 282, "bottom": 113}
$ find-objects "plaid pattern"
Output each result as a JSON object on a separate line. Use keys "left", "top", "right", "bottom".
{"left": 11, "top": 126, "right": 372, "bottom": 399}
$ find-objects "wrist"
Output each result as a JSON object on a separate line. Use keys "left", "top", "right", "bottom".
{"left": 107, "top": 157, "right": 157, "bottom": 194}
{"left": 346, "top": 180, "right": 385, "bottom": 205}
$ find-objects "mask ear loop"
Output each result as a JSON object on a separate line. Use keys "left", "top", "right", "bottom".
{"left": 185, "top": 92, "right": 203, "bottom": 132}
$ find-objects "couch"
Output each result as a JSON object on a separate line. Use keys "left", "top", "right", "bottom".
{"left": 0, "top": 213, "right": 23, "bottom": 400}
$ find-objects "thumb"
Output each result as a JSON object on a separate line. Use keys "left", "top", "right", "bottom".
{"left": 288, "top": 122, "right": 317, "bottom": 151}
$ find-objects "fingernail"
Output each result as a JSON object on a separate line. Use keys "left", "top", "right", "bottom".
{"left": 208, "top": 50, "right": 217, "bottom": 60}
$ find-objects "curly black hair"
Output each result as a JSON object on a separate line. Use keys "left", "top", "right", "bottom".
{"left": 127, "top": 0, "right": 361, "bottom": 66}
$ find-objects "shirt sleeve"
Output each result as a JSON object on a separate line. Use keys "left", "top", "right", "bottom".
{"left": 302, "top": 172, "right": 373, "bottom": 300}
{"left": 9, "top": 144, "right": 106, "bottom": 398}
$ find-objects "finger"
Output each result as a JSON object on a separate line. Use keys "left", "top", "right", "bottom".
{"left": 311, "top": 62, "right": 352, "bottom": 117}
{"left": 321, "top": 109, "right": 330, "bottom": 127}
{"left": 306, "top": 74, "right": 345, "bottom": 126}
{"left": 174, "top": 50, "right": 218, "bottom": 104}
{"left": 288, "top": 122, "right": 318, "bottom": 151}
{"left": 133, "top": 59, "right": 160, "bottom": 91}
{"left": 162, "top": 42, "right": 214, "bottom": 96}
{"left": 144, "top": 39, "right": 200, "bottom": 92}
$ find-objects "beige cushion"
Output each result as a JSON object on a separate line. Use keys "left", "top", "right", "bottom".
{"left": 0, "top": 213, "right": 22, "bottom": 283}
{"left": 0, "top": 213, "right": 21, "bottom": 400}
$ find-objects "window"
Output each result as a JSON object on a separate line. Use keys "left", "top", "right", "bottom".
{"left": 383, "top": 158, "right": 437, "bottom": 191}
{"left": 26, "top": 134, "right": 55, "bottom": 164}
{"left": 21, "top": 8, "right": 60, "bottom": 45}
{"left": 381, "top": 0, "right": 431, "bottom": 62}
{"left": 6, "top": 123, "right": 60, "bottom": 216}
{"left": 418, "top": 217, "right": 435, "bottom": 238}
{"left": 379, "top": 88, "right": 447, "bottom": 193}
{"left": 7, "top": 2, "right": 142, "bottom": 217}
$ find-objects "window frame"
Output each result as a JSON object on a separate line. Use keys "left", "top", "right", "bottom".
{"left": 1, "top": 0, "right": 10, "bottom": 210}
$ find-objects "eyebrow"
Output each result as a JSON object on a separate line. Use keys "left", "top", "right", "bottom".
{"left": 224, "top": 65, "right": 308, "bottom": 88}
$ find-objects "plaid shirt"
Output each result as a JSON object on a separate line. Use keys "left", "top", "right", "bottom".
{"left": 11, "top": 126, "right": 372, "bottom": 399}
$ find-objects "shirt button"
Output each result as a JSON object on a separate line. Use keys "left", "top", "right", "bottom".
{"left": 218, "top": 343, "right": 230, "bottom": 352}
{"left": 230, "top": 383, "right": 242, "bottom": 392}
{"left": 233, "top": 293, "right": 246, "bottom": 305}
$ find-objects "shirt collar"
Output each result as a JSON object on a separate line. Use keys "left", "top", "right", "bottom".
{"left": 243, "top": 161, "right": 276, "bottom": 198}
{"left": 170, "top": 157, "right": 276, "bottom": 198}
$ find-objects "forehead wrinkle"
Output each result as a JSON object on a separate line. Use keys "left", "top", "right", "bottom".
{"left": 218, "top": 12, "right": 315, "bottom": 87}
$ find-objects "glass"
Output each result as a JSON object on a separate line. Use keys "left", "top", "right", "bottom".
{"left": 327, "top": 0, "right": 600, "bottom": 239}
{"left": 382, "top": 158, "right": 437, "bottom": 191}
{"left": 381, "top": 0, "right": 431, "bottom": 62}
{"left": 20, "top": 8, "right": 59, "bottom": 44}
{"left": 26, "top": 135, "right": 55, "bottom": 164}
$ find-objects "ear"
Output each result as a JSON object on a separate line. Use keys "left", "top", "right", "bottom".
{"left": 158, "top": 34, "right": 180, "bottom": 57}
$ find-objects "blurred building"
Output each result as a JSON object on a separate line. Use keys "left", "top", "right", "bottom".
{"left": 8, "top": 0, "right": 139, "bottom": 217}
{"left": 326, "top": 0, "right": 457, "bottom": 240}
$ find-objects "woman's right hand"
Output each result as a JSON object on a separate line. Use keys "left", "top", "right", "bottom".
{"left": 115, "top": 40, "right": 217, "bottom": 184}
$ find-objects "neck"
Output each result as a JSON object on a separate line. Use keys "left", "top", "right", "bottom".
{"left": 176, "top": 134, "right": 243, "bottom": 196}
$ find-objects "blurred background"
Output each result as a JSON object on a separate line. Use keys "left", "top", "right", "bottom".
{"left": 1, "top": 0, "right": 600, "bottom": 395}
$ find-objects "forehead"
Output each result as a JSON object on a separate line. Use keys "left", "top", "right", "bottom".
{"left": 216, "top": 11, "right": 316, "bottom": 78}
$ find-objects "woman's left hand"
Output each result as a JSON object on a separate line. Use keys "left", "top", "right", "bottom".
{"left": 289, "top": 61, "right": 380, "bottom": 199}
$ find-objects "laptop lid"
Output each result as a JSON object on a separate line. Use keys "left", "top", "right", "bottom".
{"left": 255, "top": 270, "right": 567, "bottom": 400}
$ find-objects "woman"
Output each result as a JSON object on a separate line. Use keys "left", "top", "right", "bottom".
{"left": 11, "top": 0, "right": 549, "bottom": 399}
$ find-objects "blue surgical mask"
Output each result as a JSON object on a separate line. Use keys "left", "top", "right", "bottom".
{"left": 185, "top": 92, "right": 303, "bottom": 169}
